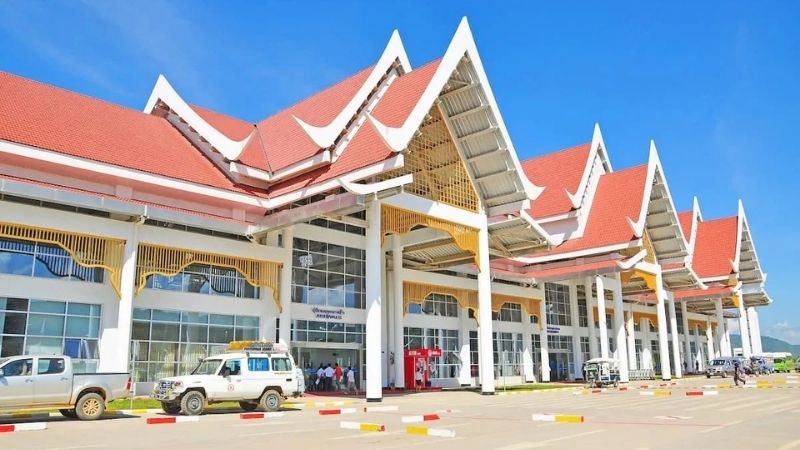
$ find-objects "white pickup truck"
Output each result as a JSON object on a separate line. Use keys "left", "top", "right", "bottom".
{"left": 151, "top": 342, "right": 303, "bottom": 415}
{"left": 0, "top": 355, "right": 131, "bottom": 420}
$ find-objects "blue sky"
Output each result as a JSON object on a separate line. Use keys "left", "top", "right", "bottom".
{"left": 1, "top": 2, "right": 798, "bottom": 343}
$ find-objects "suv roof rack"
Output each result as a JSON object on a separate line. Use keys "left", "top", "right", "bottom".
{"left": 227, "top": 340, "right": 288, "bottom": 353}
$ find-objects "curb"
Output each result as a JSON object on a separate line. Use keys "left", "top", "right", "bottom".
{"left": 532, "top": 414, "right": 584, "bottom": 423}
{"left": 640, "top": 390, "right": 671, "bottom": 397}
{"left": 406, "top": 425, "right": 456, "bottom": 437}
{"left": 363, "top": 405, "right": 399, "bottom": 413}
{"left": 146, "top": 416, "right": 200, "bottom": 425}
{"left": 0, "top": 422, "right": 47, "bottom": 433}
{"left": 286, "top": 400, "right": 355, "bottom": 409}
{"left": 240, "top": 412, "right": 285, "bottom": 420}
{"left": 340, "top": 421, "right": 385, "bottom": 432}
{"left": 401, "top": 414, "right": 440, "bottom": 423}
{"left": 319, "top": 408, "right": 356, "bottom": 415}
{"left": 686, "top": 391, "right": 719, "bottom": 396}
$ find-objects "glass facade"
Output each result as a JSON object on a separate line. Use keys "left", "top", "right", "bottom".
{"left": 291, "top": 320, "right": 364, "bottom": 344}
{"left": 577, "top": 292, "right": 588, "bottom": 327}
{"left": 492, "top": 303, "right": 522, "bottom": 322}
{"left": 144, "top": 263, "right": 260, "bottom": 299}
{"left": 549, "top": 335, "right": 575, "bottom": 380}
{"left": 545, "top": 283, "right": 571, "bottom": 326}
{"left": 493, "top": 332, "right": 522, "bottom": 377}
{"left": 130, "top": 307, "right": 259, "bottom": 382}
{"left": 0, "top": 298, "right": 101, "bottom": 372}
{"left": 292, "top": 238, "right": 365, "bottom": 309}
{"left": 0, "top": 237, "right": 103, "bottom": 283}
{"left": 469, "top": 330, "right": 478, "bottom": 377}
{"left": 407, "top": 293, "right": 458, "bottom": 317}
{"left": 403, "top": 327, "right": 459, "bottom": 378}
{"left": 580, "top": 336, "right": 590, "bottom": 365}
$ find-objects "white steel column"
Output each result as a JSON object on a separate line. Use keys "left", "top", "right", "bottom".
{"left": 522, "top": 312, "right": 535, "bottom": 382}
{"left": 705, "top": 317, "right": 715, "bottom": 361}
{"left": 667, "top": 292, "right": 682, "bottom": 378}
{"left": 626, "top": 303, "right": 637, "bottom": 370}
{"left": 723, "top": 319, "right": 734, "bottom": 357}
{"left": 365, "top": 200, "right": 383, "bottom": 401}
{"left": 539, "top": 300, "right": 551, "bottom": 382}
{"left": 568, "top": 284, "right": 583, "bottom": 379}
{"left": 611, "top": 274, "right": 629, "bottom": 382}
{"left": 477, "top": 223, "right": 495, "bottom": 394}
{"left": 693, "top": 324, "right": 702, "bottom": 371}
{"left": 641, "top": 317, "right": 653, "bottom": 371}
{"left": 595, "top": 276, "right": 610, "bottom": 359}
{"left": 458, "top": 312, "right": 472, "bottom": 386}
{"left": 585, "top": 278, "right": 599, "bottom": 358}
{"left": 680, "top": 301, "right": 692, "bottom": 373}
{"left": 278, "top": 228, "right": 293, "bottom": 345}
{"left": 737, "top": 298, "right": 752, "bottom": 357}
{"left": 747, "top": 307, "right": 763, "bottom": 354}
{"left": 391, "top": 238, "right": 405, "bottom": 389}
{"left": 99, "top": 223, "right": 139, "bottom": 373}
{"left": 654, "top": 271, "right": 672, "bottom": 380}
{"left": 714, "top": 299, "right": 725, "bottom": 358}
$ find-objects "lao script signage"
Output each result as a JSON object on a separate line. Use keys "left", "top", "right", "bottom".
{"left": 312, "top": 307, "right": 345, "bottom": 321}
{"left": 546, "top": 326, "right": 560, "bottom": 335}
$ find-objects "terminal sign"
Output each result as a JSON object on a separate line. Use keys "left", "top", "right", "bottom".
{"left": 546, "top": 326, "right": 560, "bottom": 335}
{"left": 312, "top": 307, "right": 345, "bottom": 320}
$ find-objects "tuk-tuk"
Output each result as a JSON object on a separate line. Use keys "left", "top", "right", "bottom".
{"left": 584, "top": 357, "right": 620, "bottom": 388}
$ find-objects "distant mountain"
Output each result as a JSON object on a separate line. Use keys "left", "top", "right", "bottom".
{"left": 731, "top": 334, "right": 800, "bottom": 355}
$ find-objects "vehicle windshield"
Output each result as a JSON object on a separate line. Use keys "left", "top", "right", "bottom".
{"left": 0, "top": 357, "right": 7, "bottom": 368}
{"left": 191, "top": 359, "right": 222, "bottom": 375}
{"left": 711, "top": 359, "right": 727, "bottom": 366}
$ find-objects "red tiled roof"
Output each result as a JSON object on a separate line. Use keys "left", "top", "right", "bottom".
{"left": 0, "top": 71, "right": 267, "bottom": 197}
{"left": 240, "top": 65, "right": 375, "bottom": 172}
{"left": 692, "top": 217, "right": 738, "bottom": 279}
{"left": 674, "top": 286, "right": 733, "bottom": 301}
{"left": 192, "top": 104, "right": 255, "bottom": 141}
{"left": 533, "top": 165, "right": 649, "bottom": 258}
{"left": 268, "top": 120, "right": 395, "bottom": 198}
{"left": 678, "top": 210, "right": 694, "bottom": 242}
{"left": 371, "top": 59, "right": 441, "bottom": 128}
{"left": 521, "top": 143, "right": 592, "bottom": 219}
{"left": 492, "top": 258, "right": 621, "bottom": 282}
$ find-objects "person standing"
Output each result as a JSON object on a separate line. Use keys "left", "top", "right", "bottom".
{"left": 346, "top": 366, "right": 357, "bottom": 394}
{"left": 316, "top": 364, "right": 324, "bottom": 392}
{"left": 733, "top": 359, "right": 746, "bottom": 386}
{"left": 415, "top": 359, "right": 425, "bottom": 392}
{"left": 334, "top": 363, "right": 343, "bottom": 391}
{"left": 324, "top": 364, "right": 334, "bottom": 391}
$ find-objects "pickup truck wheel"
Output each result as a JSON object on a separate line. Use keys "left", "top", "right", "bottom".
{"left": 181, "top": 391, "right": 206, "bottom": 416}
{"left": 59, "top": 409, "right": 78, "bottom": 419}
{"left": 161, "top": 402, "right": 182, "bottom": 415}
{"left": 75, "top": 393, "right": 106, "bottom": 421}
{"left": 259, "top": 390, "right": 282, "bottom": 412}
{"left": 239, "top": 401, "right": 258, "bottom": 412}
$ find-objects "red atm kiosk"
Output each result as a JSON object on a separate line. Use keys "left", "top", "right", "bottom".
{"left": 404, "top": 348, "right": 442, "bottom": 389}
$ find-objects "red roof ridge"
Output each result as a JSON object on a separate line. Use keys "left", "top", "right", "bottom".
{"left": 521, "top": 141, "right": 592, "bottom": 165}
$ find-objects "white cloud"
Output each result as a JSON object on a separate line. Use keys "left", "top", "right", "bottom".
{"left": 769, "top": 321, "right": 800, "bottom": 345}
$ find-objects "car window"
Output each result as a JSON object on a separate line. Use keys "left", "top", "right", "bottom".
{"left": 37, "top": 358, "right": 65, "bottom": 375}
{"left": 248, "top": 358, "right": 270, "bottom": 372}
{"left": 272, "top": 357, "right": 292, "bottom": 372}
{"left": 220, "top": 359, "right": 242, "bottom": 376}
{"left": 2, "top": 358, "right": 33, "bottom": 377}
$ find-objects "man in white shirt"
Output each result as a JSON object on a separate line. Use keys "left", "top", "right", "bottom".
{"left": 315, "top": 365, "right": 324, "bottom": 392}
{"left": 324, "top": 364, "right": 334, "bottom": 391}
{"left": 346, "top": 366, "right": 357, "bottom": 393}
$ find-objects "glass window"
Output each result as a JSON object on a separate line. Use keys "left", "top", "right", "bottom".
{"left": 144, "top": 263, "right": 259, "bottom": 300}
{"left": 407, "top": 293, "right": 459, "bottom": 317}
{"left": 291, "top": 321, "right": 364, "bottom": 344}
{"left": 493, "top": 332, "right": 523, "bottom": 376}
{"left": 37, "top": 357, "right": 65, "bottom": 375}
{"left": 492, "top": 303, "right": 522, "bottom": 322}
{"left": 292, "top": 240, "right": 365, "bottom": 309}
{"left": 1, "top": 358, "right": 33, "bottom": 376}
{"left": 545, "top": 283, "right": 571, "bottom": 326}
{"left": 272, "top": 357, "right": 291, "bottom": 372}
{"left": 248, "top": 358, "right": 270, "bottom": 372}
{"left": 0, "top": 238, "right": 103, "bottom": 283}
{"left": 402, "top": 327, "right": 459, "bottom": 379}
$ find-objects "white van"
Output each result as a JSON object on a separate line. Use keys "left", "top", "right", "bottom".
{"left": 151, "top": 342, "right": 302, "bottom": 415}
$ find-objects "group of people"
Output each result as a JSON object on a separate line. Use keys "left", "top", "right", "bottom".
{"left": 307, "top": 363, "right": 358, "bottom": 393}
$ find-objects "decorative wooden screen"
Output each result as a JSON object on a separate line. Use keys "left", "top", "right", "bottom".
{"left": 626, "top": 311, "right": 658, "bottom": 329}
{"left": 402, "top": 281, "right": 477, "bottom": 316}
{"left": 620, "top": 269, "right": 657, "bottom": 291}
{"left": 688, "top": 319, "right": 711, "bottom": 331}
{"left": 491, "top": 293, "right": 542, "bottom": 329}
{"left": 642, "top": 230, "right": 657, "bottom": 264}
{"left": 378, "top": 105, "right": 479, "bottom": 212}
{"left": 135, "top": 243, "right": 282, "bottom": 310}
{"left": 382, "top": 204, "right": 480, "bottom": 268}
{"left": 592, "top": 306, "right": 615, "bottom": 322}
{"left": 0, "top": 221, "right": 125, "bottom": 297}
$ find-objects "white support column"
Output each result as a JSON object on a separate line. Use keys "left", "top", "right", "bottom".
{"left": 641, "top": 317, "right": 653, "bottom": 371}
{"left": 585, "top": 277, "right": 599, "bottom": 359}
{"left": 680, "top": 301, "right": 692, "bottom": 373}
{"left": 666, "top": 292, "right": 682, "bottom": 378}
{"left": 522, "top": 312, "right": 535, "bottom": 382}
{"left": 714, "top": 299, "right": 725, "bottom": 358}
{"left": 99, "top": 223, "right": 139, "bottom": 373}
{"left": 693, "top": 324, "right": 702, "bottom": 371}
{"left": 737, "top": 298, "right": 752, "bottom": 358}
{"left": 611, "top": 275, "right": 629, "bottom": 382}
{"left": 365, "top": 200, "right": 383, "bottom": 402}
{"left": 626, "top": 303, "right": 637, "bottom": 370}
{"left": 539, "top": 300, "right": 551, "bottom": 382}
{"left": 568, "top": 283, "right": 583, "bottom": 380}
{"left": 705, "top": 317, "right": 715, "bottom": 362}
{"left": 477, "top": 223, "right": 495, "bottom": 394}
{"left": 595, "top": 276, "right": 609, "bottom": 359}
{"left": 723, "top": 319, "right": 734, "bottom": 357}
{"left": 392, "top": 238, "right": 405, "bottom": 389}
{"left": 654, "top": 271, "right": 672, "bottom": 380}
{"left": 747, "top": 307, "right": 763, "bottom": 354}
{"left": 380, "top": 255, "right": 389, "bottom": 387}
{"left": 458, "top": 310, "right": 472, "bottom": 386}
{"left": 278, "top": 228, "right": 293, "bottom": 345}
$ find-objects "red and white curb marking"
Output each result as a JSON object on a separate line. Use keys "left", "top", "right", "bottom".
{"left": 406, "top": 425, "right": 456, "bottom": 437}
{"left": 363, "top": 405, "right": 399, "bottom": 413}
{"left": 640, "top": 390, "right": 671, "bottom": 397}
{"left": 340, "top": 421, "right": 385, "bottom": 432}
{"left": 531, "top": 413, "right": 584, "bottom": 423}
{"left": 240, "top": 412, "right": 285, "bottom": 420}
{"left": 401, "top": 414, "right": 440, "bottom": 423}
{"left": 686, "top": 390, "right": 719, "bottom": 396}
{"left": 0, "top": 422, "right": 47, "bottom": 433}
{"left": 319, "top": 408, "right": 356, "bottom": 415}
{"left": 286, "top": 400, "right": 355, "bottom": 409}
{"left": 146, "top": 416, "right": 200, "bottom": 425}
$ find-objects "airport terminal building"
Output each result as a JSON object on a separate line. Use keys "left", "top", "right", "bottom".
{"left": 0, "top": 19, "right": 771, "bottom": 399}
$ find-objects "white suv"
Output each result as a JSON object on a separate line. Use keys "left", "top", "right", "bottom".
{"left": 151, "top": 343, "right": 302, "bottom": 415}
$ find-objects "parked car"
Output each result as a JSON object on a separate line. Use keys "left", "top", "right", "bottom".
{"left": 774, "top": 356, "right": 796, "bottom": 373}
{"left": 706, "top": 357, "right": 736, "bottom": 378}
{"left": 151, "top": 341, "right": 303, "bottom": 415}
{"left": 796, "top": 359, "right": 800, "bottom": 373}
{"left": 0, "top": 355, "right": 131, "bottom": 420}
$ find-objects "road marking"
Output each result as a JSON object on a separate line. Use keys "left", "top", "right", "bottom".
{"left": 231, "top": 420, "right": 297, "bottom": 428}
{"left": 699, "top": 419, "right": 743, "bottom": 434}
{"left": 720, "top": 396, "right": 780, "bottom": 412}
{"left": 240, "top": 426, "right": 335, "bottom": 437}
{"left": 777, "top": 439, "right": 800, "bottom": 450}
{"left": 494, "top": 429, "right": 606, "bottom": 449}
